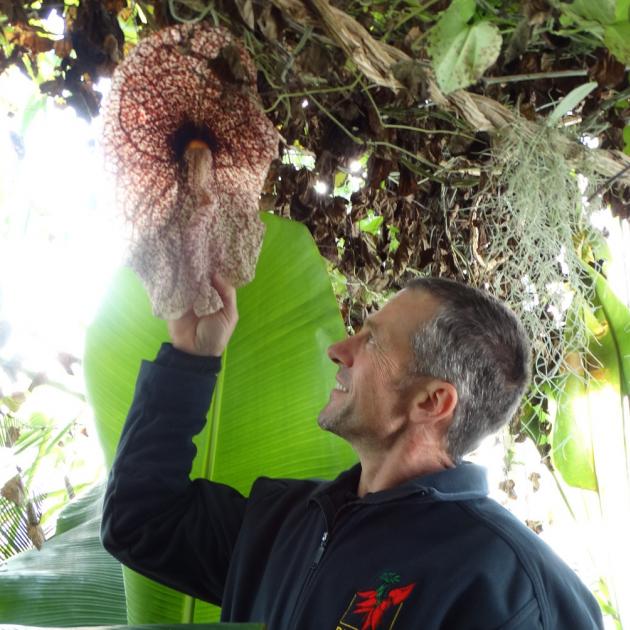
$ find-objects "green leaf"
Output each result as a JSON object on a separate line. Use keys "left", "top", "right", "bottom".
{"left": 19, "top": 93, "right": 47, "bottom": 136}
{"left": 604, "top": 21, "right": 630, "bottom": 65}
{"left": 571, "top": 0, "right": 617, "bottom": 24}
{"left": 584, "top": 269, "right": 630, "bottom": 623}
{"left": 546, "top": 81, "right": 598, "bottom": 127}
{"left": 520, "top": 393, "right": 550, "bottom": 447}
{"left": 428, "top": 0, "right": 502, "bottom": 94}
{"left": 358, "top": 212, "right": 384, "bottom": 235}
{"left": 623, "top": 125, "right": 630, "bottom": 154}
{"left": 118, "top": 10, "right": 140, "bottom": 45}
{"left": 0, "top": 483, "right": 127, "bottom": 626}
{"left": 590, "top": 268, "right": 630, "bottom": 397}
{"left": 83, "top": 213, "right": 356, "bottom": 624}
{"left": 551, "top": 265, "right": 630, "bottom": 494}
{"left": 327, "top": 264, "right": 349, "bottom": 301}
{"left": 1, "top": 626, "right": 262, "bottom": 629}
{"left": 616, "top": 0, "right": 630, "bottom": 21}
{"left": 551, "top": 357, "right": 598, "bottom": 491}
{"left": 334, "top": 171, "right": 348, "bottom": 189}
{"left": 54, "top": 481, "right": 107, "bottom": 535}
{"left": 387, "top": 225, "right": 400, "bottom": 253}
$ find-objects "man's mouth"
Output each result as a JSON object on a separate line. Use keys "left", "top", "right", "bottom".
{"left": 334, "top": 381, "right": 349, "bottom": 393}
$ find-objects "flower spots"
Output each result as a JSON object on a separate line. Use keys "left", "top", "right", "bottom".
{"left": 103, "top": 23, "right": 278, "bottom": 318}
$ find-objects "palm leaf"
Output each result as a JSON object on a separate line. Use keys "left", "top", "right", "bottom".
{"left": 84, "top": 213, "right": 356, "bottom": 623}
{"left": 0, "top": 491, "right": 49, "bottom": 559}
{"left": 0, "top": 482, "right": 127, "bottom": 626}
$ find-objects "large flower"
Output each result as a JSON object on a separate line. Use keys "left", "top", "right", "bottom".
{"left": 102, "top": 23, "right": 278, "bottom": 318}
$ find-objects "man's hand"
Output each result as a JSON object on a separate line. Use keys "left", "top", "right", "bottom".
{"left": 168, "top": 274, "right": 238, "bottom": 357}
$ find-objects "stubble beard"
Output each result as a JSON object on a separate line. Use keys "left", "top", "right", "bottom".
{"left": 317, "top": 395, "right": 354, "bottom": 437}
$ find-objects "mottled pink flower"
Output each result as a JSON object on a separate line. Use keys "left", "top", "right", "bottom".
{"left": 102, "top": 23, "right": 278, "bottom": 318}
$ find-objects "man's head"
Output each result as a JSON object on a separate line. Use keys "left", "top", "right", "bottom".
{"left": 404, "top": 277, "right": 531, "bottom": 461}
{"left": 318, "top": 277, "right": 531, "bottom": 463}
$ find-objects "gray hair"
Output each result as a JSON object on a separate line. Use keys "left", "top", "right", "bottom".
{"left": 405, "top": 277, "right": 532, "bottom": 462}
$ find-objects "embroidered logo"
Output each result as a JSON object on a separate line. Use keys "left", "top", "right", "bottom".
{"left": 336, "top": 571, "right": 416, "bottom": 630}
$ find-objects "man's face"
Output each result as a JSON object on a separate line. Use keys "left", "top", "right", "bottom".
{"left": 318, "top": 289, "right": 441, "bottom": 445}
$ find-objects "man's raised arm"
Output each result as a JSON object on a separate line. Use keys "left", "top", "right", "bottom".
{"left": 100, "top": 275, "right": 245, "bottom": 605}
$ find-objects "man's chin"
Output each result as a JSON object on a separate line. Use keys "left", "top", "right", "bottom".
{"left": 317, "top": 404, "right": 334, "bottom": 430}
{"left": 317, "top": 405, "right": 346, "bottom": 435}
{"left": 316, "top": 410, "right": 333, "bottom": 432}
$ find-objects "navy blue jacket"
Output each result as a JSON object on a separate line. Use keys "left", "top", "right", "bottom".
{"left": 101, "top": 343, "right": 603, "bottom": 629}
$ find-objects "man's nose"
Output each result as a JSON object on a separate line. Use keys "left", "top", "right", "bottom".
{"left": 327, "top": 337, "right": 354, "bottom": 367}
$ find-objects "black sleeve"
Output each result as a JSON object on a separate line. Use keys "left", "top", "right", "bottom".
{"left": 100, "top": 343, "right": 247, "bottom": 606}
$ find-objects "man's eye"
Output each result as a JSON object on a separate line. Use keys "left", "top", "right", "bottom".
{"left": 366, "top": 333, "right": 376, "bottom": 345}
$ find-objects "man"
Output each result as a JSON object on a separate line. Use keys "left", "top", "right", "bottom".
{"left": 101, "top": 275, "right": 603, "bottom": 629}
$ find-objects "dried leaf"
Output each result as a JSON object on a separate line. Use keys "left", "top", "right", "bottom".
{"left": 499, "top": 478, "right": 517, "bottom": 499}
{"left": 526, "top": 519, "right": 544, "bottom": 534}
{"left": 104, "top": 0, "right": 126, "bottom": 13}
{"left": 258, "top": 4, "right": 280, "bottom": 40}
{"left": 302, "top": 0, "right": 406, "bottom": 90}
{"left": 10, "top": 24, "right": 54, "bottom": 54}
{"left": 503, "top": 17, "right": 531, "bottom": 65}
{"left": 368, "top": 156, "right": 395, "bottom": 188}
{"left": 398, "top": 164, "right": 417, "bottom": 196}
{"left": 327, "top": 196, "right": 348, "bottom": 222}
{"left": 1, "top": 475, "right": 25, "bottom": 506}
{"left": 208, "top": 43, "right": 251, "bottom": 85}
{"left": 589, "top": 48, "right": 626, "bottom": 88}
{"left": 103, "top": 32, "right": 122, "bottom": 64}
{"left": 7, "top": 426, "right": 21, "bottom": 447}
{"left": 403, "top": 25, "right": 423, "bottom": 52}
{"left": 235, "top": 0, "right": 255, "bottom": 30}
{"left": 523, "top": 0, "right": 551, "bottom": 24}
{"left": 53, "top": 36, "right": 73, "bottom": 59}
{"left": 529, "top": 472, "right": 541, "bottom": 492}
{"left": 391, "top": 60, "right": 425, "bottom": 99}
{"left": 519, "top": 102, "right": 537, "bottom": 121}
{"left": 27, "top": 523, "right": 46, "bottom": 550}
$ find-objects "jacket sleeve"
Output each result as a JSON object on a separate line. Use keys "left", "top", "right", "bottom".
{"left": 100, "top": 343, "right": 247, "bottom": 606}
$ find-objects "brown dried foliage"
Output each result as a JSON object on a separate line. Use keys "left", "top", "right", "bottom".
{"left": 3, "top": 0, "right": 630, "bottom": 327}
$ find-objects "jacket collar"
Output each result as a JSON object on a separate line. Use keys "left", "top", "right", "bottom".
{"left": 310, "top": 461, "right": 488, "bottom": 507}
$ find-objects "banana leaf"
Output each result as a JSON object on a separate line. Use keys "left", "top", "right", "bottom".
{"left": 0, "top": 482, "right": 127, "bottom": 626}
{"left": 587, "top": 269, "right": 630, "bottom": 628}
{"left": 0, "top": 626, "right": 263, "bottom": 629}
{"left": 590, "top": 268, "right": 630, "bottom": 397}
{"left": 83, "top": 213, "right": 356, "bottom": 623}
{"left": 551, "top": 351, "right": 598, "bottom": 491}
{"left": 551, "top": 267, "right": 630, "bottom": 489}
{"left": 550, "top": 266, "right": 630, "bottom": 627}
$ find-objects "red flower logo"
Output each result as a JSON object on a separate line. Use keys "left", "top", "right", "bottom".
{"left": 352, "top": 572, "right": 416, "bottom": 630}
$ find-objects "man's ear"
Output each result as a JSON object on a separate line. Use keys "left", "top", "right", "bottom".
{"left": 410, "top": 379, "right": 458, "bottom": 427}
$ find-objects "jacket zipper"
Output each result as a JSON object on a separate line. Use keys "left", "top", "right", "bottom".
{"left": 286, "top": 530, "right": 329, "bottom": 628}
{"left": 312, "top": 531, "right": 328, "bottom": 566}
{"left": 284, "top": 491, "right": 431, "bottom": 627}
{"left": 286, "top": 503, "right": 359, "bottom": 627}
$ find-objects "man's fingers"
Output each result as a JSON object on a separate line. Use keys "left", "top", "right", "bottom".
{"left": 212, "top": 273, "right": 238, "bottom": 319}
